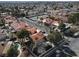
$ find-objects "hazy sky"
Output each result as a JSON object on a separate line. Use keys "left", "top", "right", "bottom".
{"left": 0, "top": 0, "right": 79, "bottom": 2}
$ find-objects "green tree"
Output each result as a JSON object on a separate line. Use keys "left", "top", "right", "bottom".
{"left": 7, "top": 45, "right": 19, "bottom": 57}
{"left": 0, "top": 19, "right": 5, "bottom": 26}
{"left": 20, "top": 13, "right": 25, "bottom": 17}
{"left": 47, "top": 31, "right": 63, "bottom": 45}
{"left": 16, "top": 29, "right": 30, "bottom": 45}
{"left": 65, "top": 3, "right": 73, "bottom": 9}
{"left": 68, "top": 3, "right": 73, "bottom": 8}
{"left": 40, "top": 17, "right": 43, "bottom": 20}
{"left": 16, "top": 29, "right": 30, "bottom": 38}
{"left": 68, "top": 13, "right": 79, "bottom": 25}
{"left": 58, "top": 22, "right": 66, "bottom": 31}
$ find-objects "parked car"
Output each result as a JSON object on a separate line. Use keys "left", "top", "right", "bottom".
{"left": 73, "top": 32, "right": 79, "bottom": 38}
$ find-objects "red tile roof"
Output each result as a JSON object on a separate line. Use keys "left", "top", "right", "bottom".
{"left": 11, "top": 21, "right": 28, "bottom": 31}
{"left": 4, "top": 16, "right": 17, "bottom": 24}
{"left": 30, "top": 32, "right": 45, "bottom": 42}
{"left": 26, "top": 27, "right": 37, "bottom": 34}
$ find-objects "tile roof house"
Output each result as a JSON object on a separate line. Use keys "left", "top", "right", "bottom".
{"left": 11, "top": 21, "right": 28, "bottom": 31}
{"left": 4, "top": 16, "right": 17, "bottom": 24}
{"left": 4, "top": 16, "right": 30, "bottom": 31}
{"left": 42, "top": 17, "right": 60, "bottom": 26}
{"left": 30, "top": 31, "right": 45, "bottom": 42}
{"left": 5, "top": 16, "right": 16, "bottom": 20}
{"left": 4, "top": 16, "right": 38, "bottom": 34}
{"left": 26, "top": 27, "right": 37, "bottom": 34}
{"left": 42, "top": 18, "right": 53, "bottom": 25}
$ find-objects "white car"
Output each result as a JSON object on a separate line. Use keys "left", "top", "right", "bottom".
{"left": 74, "top": 32, "right": 79, "bottom": 38}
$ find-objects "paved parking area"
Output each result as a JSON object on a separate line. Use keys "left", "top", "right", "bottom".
{"left": 69, "top": 38, "right": 79, "bottom": 56}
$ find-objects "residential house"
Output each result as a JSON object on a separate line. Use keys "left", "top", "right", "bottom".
{"left": 26, "top": 27, "right": 37, "bottom": 34}
{"left": 42, "top": 18, "right": 53, "bottom": 25}
{"left": 4, "top": 16, "right": 17, "bottom": 24}
{"left": 11, "top": 21, "right": 28, "bottom": 31}
{"left": 30, "top": 31, "right": 45, "bottom": 42}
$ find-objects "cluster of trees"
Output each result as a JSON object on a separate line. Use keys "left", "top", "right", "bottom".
{"left": 16, "top": 29, "right": 33, "bottom": 46}
{"left": 64, "top": 3, "right": 73, "bottom": 9}
{"left": 16, "top": 29, "right": 30, "bottom": 45}
{"left": 12, "top": 11, "right": 26, "bottom": 18}
{"left": 47, "top": 31, "right": 63, "bottom": 45}
{"left": 16, "top": 29, "right": 30, "bottom": 39}
{"left": 7, "top": 29, "right": 32, "bottom": 57}
{"left": 11, "top": 6, "right": 28, "bottom": 18}
{"left": 68, "top": 13, "right": 79, "bottom": 25}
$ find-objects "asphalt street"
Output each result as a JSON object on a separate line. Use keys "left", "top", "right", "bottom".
{"left": 69, "top": 37, "right": 79, "bottom": 56}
